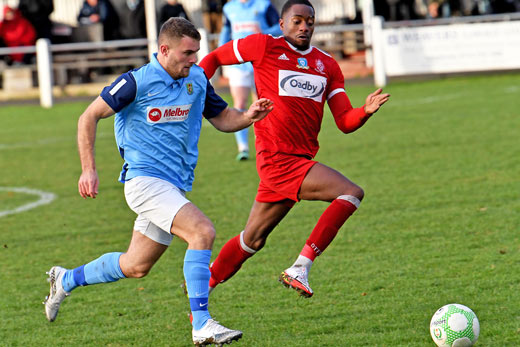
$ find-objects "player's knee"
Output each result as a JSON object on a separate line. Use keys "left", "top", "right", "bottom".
{"left": 190, "top": 221, "right": 216, "bottom": 248}
{"left": 340, "top": 185, "right": 364, "bottom": 201}
{"left": 124, "top": 263, "right": 153, "bottom": 278}
{"left": 353, "top": 186, "right": 364, "bottom": 201}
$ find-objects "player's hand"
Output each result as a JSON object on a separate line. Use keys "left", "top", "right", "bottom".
{"left": 245, "top": 98, "right": 274, "bottom": 123}
{"left": 364, "top": 88, "right": 390, "bottom": 115}
{"left": 78, "top": 169, "right": 99, "bottom": 199}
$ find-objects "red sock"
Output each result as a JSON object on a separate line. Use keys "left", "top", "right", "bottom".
{"left": 209, "top": 234, "right": 254, "bottom": 288}
{"left": 302, "top": 197, "right": 358, "bottom": 261}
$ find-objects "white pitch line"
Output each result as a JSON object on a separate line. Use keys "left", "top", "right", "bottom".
{"left": 0, "top": 187, "right": 56, "bottom": 218}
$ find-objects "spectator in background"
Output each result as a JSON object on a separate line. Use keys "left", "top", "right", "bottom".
{"left": 0, "top": 6, "right": 36, "bottom": 65}
{"left": 220, "top": 0, "right": 282, "bottom": 161}
{"left": 380, "top": 0, "right": 421, "bottom": 20}
{"left": 117, "top": 0, "right": 146, "bottom": 39}
{"left": 427, "top": 0, "right": 461, "bottom": 17}
{"left": 78, "top": 0, "right": 120, "bottom": 41}
{"left": 491, "top": 0, "right": 520, "bottom": 13}
{"left": 18, "top": 0, "right": 54, "bottom": 41}
{"left": 159, "top": 0, "right": 191, "bottom": 28}
{"left": 201, "top": 0, "right": 227, "bottom": 50}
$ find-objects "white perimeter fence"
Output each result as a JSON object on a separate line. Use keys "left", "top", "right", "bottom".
{"left": 369, "top": 12, "right": 520, "bottom": 87}
{"left": 1, "top": 10, "right": 520, "bottom": 107}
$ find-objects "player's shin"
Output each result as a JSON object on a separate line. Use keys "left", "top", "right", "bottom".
{"left": 209, "top": 231, "right": 255, "bottom": 289}
{"left": 297, "top": 195, "right": 360, "bottom": 268}
{"left": 61, "top": 252, "right": 126, "bottom": 292}
{"left": 183, "top": 249, "right": 212, "bottom": 330}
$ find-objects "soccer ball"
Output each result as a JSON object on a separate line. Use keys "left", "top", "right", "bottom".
{"left": 430, "top": 304, "right": 480, "bottom": 347}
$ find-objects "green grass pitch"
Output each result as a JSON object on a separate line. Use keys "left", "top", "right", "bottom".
{"left": 0, "top": 72, "right": 519, "bottom": 346}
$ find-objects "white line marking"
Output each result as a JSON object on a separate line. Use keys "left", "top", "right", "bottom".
{"left": 0, "top": 187, "right": 56, "bottom": 218}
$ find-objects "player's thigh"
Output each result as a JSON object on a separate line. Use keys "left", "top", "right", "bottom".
{"left": 298, "top": 162, "right": 363, "bottom": 202}
{"left": 124, "top": 176, "right": 190, "bottom": 235}
{"left": 171, "top": 202, "right": 215, "bottom": 249}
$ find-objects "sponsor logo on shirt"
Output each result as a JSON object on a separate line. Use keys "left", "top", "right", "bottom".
{"left": 147, "top": 104, "right": 192, "bottom": 123}
{"left": 278, "top": 53, "right": 289, "bottom": 60}
{"left": 232, "top": 21, "right": 260, "bottom": 33}
{"left": 278, "top": 70, "right": 326, "bottom": 102}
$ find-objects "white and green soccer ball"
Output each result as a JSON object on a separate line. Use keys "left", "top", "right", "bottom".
{"left": 430, "top": 304, "right": 480, "bottom": 347}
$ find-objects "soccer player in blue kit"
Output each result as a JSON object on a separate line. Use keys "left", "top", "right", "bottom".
{"left": 220, "top": 0, "right": 281, "bottom": 160}
{"left": 43, "top": 17, "right": 272, "bottom": 346}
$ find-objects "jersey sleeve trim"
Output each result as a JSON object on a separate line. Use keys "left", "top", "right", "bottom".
{"left": 327, "top": 88, "right": 345, "bottom": 100}
{"left": 233, "top": 39, "right": 245, "bottom": 63}
{"left": 203, "top": 77, "right": 228, "bottom": 119}
{"left": 100, "top": 72, "right": 137, "bottom": 113}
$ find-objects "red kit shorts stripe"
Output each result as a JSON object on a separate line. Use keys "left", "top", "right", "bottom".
{"left": 255, "top": 151, "right": 318, "bottom": 203}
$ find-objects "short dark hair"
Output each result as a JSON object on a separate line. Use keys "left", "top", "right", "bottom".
{"left": 281, "top": 0, "right": 314, "bottom": 18}
{"left": 158, "top": 17, "right": 201, "bottom": 45}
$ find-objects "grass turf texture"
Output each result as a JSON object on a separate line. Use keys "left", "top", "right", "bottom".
{"left": 0, "top": 73, "right": 519, "bottom": 346}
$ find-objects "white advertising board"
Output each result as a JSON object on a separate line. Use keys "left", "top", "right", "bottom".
{"left": 381, "top": 21, "right": 520, "bottom": 76}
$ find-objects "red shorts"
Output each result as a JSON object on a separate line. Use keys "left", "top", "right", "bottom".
{"left": 255, "top": 151, "right": 318, "bottom": 203}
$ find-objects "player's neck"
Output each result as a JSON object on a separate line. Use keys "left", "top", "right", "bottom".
{"left": 284, "top": 38, "right": 310, "bottom": 52}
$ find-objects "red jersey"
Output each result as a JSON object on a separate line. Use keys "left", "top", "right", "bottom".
{"left": 206, "top": 34, "right": 347, "bottom": 158}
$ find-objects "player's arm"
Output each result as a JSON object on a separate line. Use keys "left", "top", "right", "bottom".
{"left": 329, "top": 88, "right": 390, "bottom": 134}
{"left": 200, "top": 34, "right": 265, "bottom": 79}
{"left": 199, "top": 40, "right": 239, "bottom": 79}
{"left": 202, "top": 76, "right": 272, "bottom": 132}
{"left": 209, "top": 99, "right": 273, "bottom": 132}
{"left": 77, "top": 97, "right": 115, "bottom": 199}
{"left": 77, "top": 72, "right": 137, "bottom": 199}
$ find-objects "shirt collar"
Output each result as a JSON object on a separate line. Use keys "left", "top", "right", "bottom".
{"left": 284, "top": 39, "right": 314, "bottom": 56}
{"left": 150, "top": 53, "right": 184, "bottom": 88}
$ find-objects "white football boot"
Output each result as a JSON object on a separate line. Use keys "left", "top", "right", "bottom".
{"left": 279, "top": 265, "right": 314, "bottom": 298}
{"left": 192, "top": 319, "right": 242, "bottom": 346}
{"left": 43, "top": 266, "right": 70, "bottom": 322}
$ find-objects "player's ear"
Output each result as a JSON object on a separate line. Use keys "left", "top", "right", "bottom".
{"left": 279, "top": 18, "right": 284, "bottom": 31}
{"left": 159, "top": 44, "right": 169, "bottom": 57}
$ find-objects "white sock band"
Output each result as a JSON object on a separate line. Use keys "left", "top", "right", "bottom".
{"left": 337, "top": 195, "right": 361, "bottom": 209}
{"left": 293, "top": 254, "right": 313, "bottom": 269}
{"left": 240, "top": 230, "right": 256, "bottom": 254}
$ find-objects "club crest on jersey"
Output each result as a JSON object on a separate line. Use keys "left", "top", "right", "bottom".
{"left": 147, "top": 104, "right": 192, "bottom": 123}
{"left": 186, "top": 82, "right": 193, "bottom": 95}
{"left": 296, "top": 57, "right": 309, "bottom": 69}
{"left": 315, "top": 59, "right": 325, "bottom": 74}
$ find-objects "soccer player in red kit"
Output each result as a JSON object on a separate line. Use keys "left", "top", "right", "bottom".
{"left": 199, "top": 0, "right": 390, "bottom": 297}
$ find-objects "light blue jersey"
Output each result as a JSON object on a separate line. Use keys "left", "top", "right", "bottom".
{"left": 100, "top": 53, "right": 227, "bottom": 192}
{"left": 220, "top": 0, "right": 281, "bottom": 72}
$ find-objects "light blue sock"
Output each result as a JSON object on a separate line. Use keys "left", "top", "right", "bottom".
{"left": 234, "top": 128, "right": 249, "bottom": 152}
{"left": 184, "top": 249, "right": 212, "bottom": 330}
{"left": 62, "top": 252, "right": 126, "bottom": 292}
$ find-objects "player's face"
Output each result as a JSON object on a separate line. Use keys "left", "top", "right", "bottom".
{"left": 280, "top": 4, "right": 315, "bottom": 50}
{"left": 161, "top": 36, "right": 199, "bottom": 80}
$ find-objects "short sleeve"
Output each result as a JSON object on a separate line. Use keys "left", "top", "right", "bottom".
{"left": 100, "top": 72, "right": 137, "bottom": 113}
{"left": 236, "top": 33, "right": 267, "bottom": 65}
{"left": 203, "top": 76, "right": 228, "bottom": 119}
